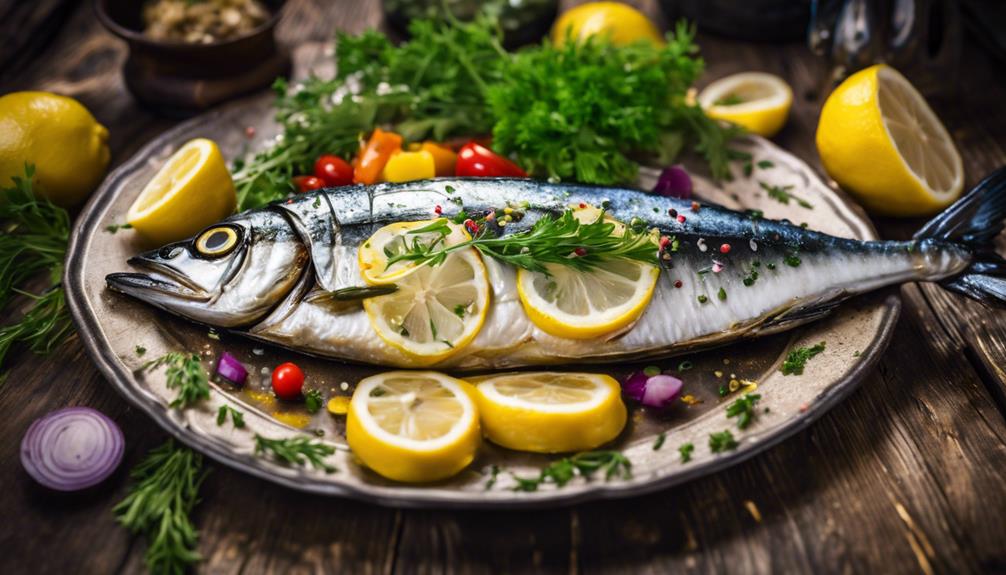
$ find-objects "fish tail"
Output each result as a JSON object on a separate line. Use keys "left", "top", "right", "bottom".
{"left": 914, "top": 166, "right": 1006, "bottom": 306}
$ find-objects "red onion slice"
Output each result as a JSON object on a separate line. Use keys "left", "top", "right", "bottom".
{"left": 653, "top": 165, "right": 693, "bottom": 199}
{"left": 641, "top": 374, "right": 683, "bottom": 410}
{"left": 216, "top": 351, "right": 248, "bottom": 386}
{"left": 20, "top": 407, "right": 125, "bottom": 491}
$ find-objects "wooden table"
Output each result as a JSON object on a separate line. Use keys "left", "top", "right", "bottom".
{"left": 3, "top": 1, "right": 1006, "bottom": 573}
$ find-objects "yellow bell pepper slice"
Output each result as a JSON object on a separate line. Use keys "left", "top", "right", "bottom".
{"left": 381, "top": 150, "right": 436, "bottom": 183}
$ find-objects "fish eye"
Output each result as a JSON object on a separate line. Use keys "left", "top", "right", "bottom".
{"left": 195, "top": 226, "right": 239, "bottom": 257}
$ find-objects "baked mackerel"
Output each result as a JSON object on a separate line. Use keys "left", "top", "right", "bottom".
{"left": 106, "top": 169, "right": 1006, "bottom": 369}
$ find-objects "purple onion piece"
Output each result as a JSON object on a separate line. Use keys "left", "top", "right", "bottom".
{"left": 653, "top": 165, "right": 693, "bottom": 199}
{"left": 622, "top": 371, "right": 649, "bottom": 402}
{"left": 216, "top": 352, "right": 248, "bottom": 386}
{"left": 20, "top": 407, "right": 125, "bottom": 491}
{"left": 641, "top": 374, "right": 683, "bottom": 411}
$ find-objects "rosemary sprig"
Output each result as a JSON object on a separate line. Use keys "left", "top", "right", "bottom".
{"left": 254, "top": 434, "right": 336, "bottom": 473}
{"left": 0, "top": 164, "right": 73, "bottom": 372}
{"left": 114, "top": 440, "right": 209, "bottom": 575}
{"left": 387, "top": 210, "right": 659, "bottom": 275}
{"left": 510, "top": 450, "right": 631, "bottom": 491}
{"left": 142, "top": 352, "right": 211, "bottom": 408}
{"left": 216, "top": 405, "right": 245, "bottom": 428}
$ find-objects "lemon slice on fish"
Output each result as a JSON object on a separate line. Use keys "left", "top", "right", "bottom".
{"left": 471, "top": 372, "right": 627, "bottom": 453}
{"left": 363, "top": 244, "right": 490, "bottom": 363}
{"left": 358, "top": 219, "right": 470, "bottom": 285}
{"left": 347, "top": 371, "right": 480, "bottom": 482}
{"left": 517, "top": 207, "right": 659, "bottom": 339}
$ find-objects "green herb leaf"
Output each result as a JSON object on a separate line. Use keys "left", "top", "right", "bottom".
{"left": 653, "top": 432, "right": 667, "bottom": 451}
{"left": 678, "top": 442, "right": 694, "bottom": 462}
{"left": 725, "top": 393, "right": 762, "bottom": 429}
{"left": 254, "top": 434, "right": 336, "bottom": 472}
{"left": 304, "top": 388, "right": 324, "bottom": 414}
{"left": 216, "top": 405, "right": 245, "bottom": 428}
{"left": 781, "top": 342, "right": 826, "bottom": 375}
{"left": 510, "top": 450, "right": 631, "bottom": 491}
{"left": 760, "top": 181, "right": 813, "bottom": 209}
{"left": 142, "top": 352, "right": 210, "bottom": 408}
{"left": 114, "top": 440, "right": 208, "bottom": 575}
{"left": 709, "top": 430, "right": 738, "bottom": 453}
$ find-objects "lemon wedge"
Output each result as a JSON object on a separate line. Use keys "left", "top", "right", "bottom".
{"left": 698, "top": 72, "right": 793, "bottom": 137}
{"left": 363, "top": 242, "right": 490, "bottom": 364}
{"left": 358, "top": 219, "right": 470, "bottom": 285}
{"left": 346, "top": 371, "right": 480, "bottom": 482}
{"left": 816, "top": 64, "right": 963, "bottom": 217}
{"left": 126, "top": 138, "right": 236, "bottom": 245}
{"left": 472, "top": 372, "right": 627, "bottom": 453}
{"left": 517, "top": 206, "right": 658, "bottom": 339}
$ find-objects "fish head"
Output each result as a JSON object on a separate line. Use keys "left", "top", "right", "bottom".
{"left": 106, "top": 210, "right": 308, "bottom": 327}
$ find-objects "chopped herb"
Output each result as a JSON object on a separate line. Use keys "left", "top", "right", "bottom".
{"left": 653, "top": 432, "right": 667, "bottom": 451}
{"left": 756, "top": 160, "right": 774, "bottom": 169}
{"left": 853, "top": 350, "right": 861, "bottom": 358}
{"left": 453, "top": 304, "right": 466, "bottom": 318}
{"left": 105, "top": 222, "right": 132, "bottom": 233}
{"left": 114, "top": 440, "right": 208, "bottom": 575}
{"left": 141, "top": 352, "right": 210, "bottom": 408}
{"left": 718, "top": 384, "right": 729, "bottom": 397}
{"left": 643, "top": 365, "right": 661, "bottom": 377}
{"left": 697, "top": 294, "right": 709, "bottom": 304}
{"left": 135, "top": 345, "right": 147, "bottom": 356}
{"left": 718, "top": 287, "right": 727, "bottom": 301}
{"left": 748, "top": 209, "right": 764, "bottom": 220}
{"left": 759, "top": 181, "right": 813, "bottom": 209}
{"left": 709, "top": 430, "right": 738, "bottom": 453}
{"left": 216, "top": 405, "right": 246, "bottom": 428}
{"left": 485, "top": 464, "right": 501, "bottom": 490}
{"left": 766, "top": 262, "right": 777, "bottom": 270}
{"left": 678, "top": 442, "right": 694, "bottom": 462}
{"left": 510, "top": 450, "right": 631, "bottom": 491}
{"left": 254, "top": 434, "right": 336, "bottom": 473}
{"left": 677, "top": 360, "right": 694, "bottom": 372}
{"left": 781, "top": 342, "right": 826, "bottom": 375}
{"left": 783, "top": 253, "right": 802, "bottom": 267}
{"left": 304, "top": 388, "right": 324, "bottom": 414}
{"left": 725, "top": 393, "right": 762, "bottom": 429}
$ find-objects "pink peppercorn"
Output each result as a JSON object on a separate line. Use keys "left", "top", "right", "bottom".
{"left": 574, "top": 247, "right": 588, "bottom": 257}
{"left": 464, "top": 219, "right": 479, "bottom": 234}
{"left": 720, "top": 243, "right": 731, "bottom": 254}
{"left": 677, "top": 215, "right": 686, "bottom": 224}
{"left": 434, "top": 205, "right": 443, "bottom": 215}
{"left": 674, "top": 280, "right": 683, "bottom": 288}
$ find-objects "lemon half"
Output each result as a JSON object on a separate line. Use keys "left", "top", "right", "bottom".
{"left": 472, "top": 372, "right": 627, "bottom": 453}
{"left": 698, "top": 72, "right": 793, "bottom": 137}
{"left": 126, "top": 138, "right": 236, "bottom": 245}
{"left": 346, "top": 371, "right": 480, "bottom": 482}
{"left": 816, "top": 64, "right": 963, "bottom": 216}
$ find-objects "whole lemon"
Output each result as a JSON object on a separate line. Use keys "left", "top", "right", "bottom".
{"left": 0, "top": 91, "right": 110, "bottom": 206}
{"left": 552, "top": 2, "right": 664, "bottom": 46}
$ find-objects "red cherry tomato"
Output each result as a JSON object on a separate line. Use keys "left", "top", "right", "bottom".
{"left": 292, "top": 175, "right": 325, "bottom": 193}
{"left": 455, "top": 142, "right": 527, "bottom": 178}
{"left": 313, "top": 154, "right": 354, "bottom": 187}
{"left": 271, "top": 362, "right": 305, "bottom": 400}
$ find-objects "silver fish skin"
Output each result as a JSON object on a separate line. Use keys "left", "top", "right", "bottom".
{"left": 106, "top": 173, "right": 1006, "bottom": 370}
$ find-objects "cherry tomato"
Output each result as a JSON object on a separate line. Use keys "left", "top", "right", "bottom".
{"left": 455, "top": 142, "right": 527, "bottom": 178}
{"left": 313, "top": 154, "right": 354, "bottom": 187}
{"left": 292, "top": 175, "right": 325, "bottom": 193}
{"left": 271, "top": 362, "right": 305, "bottom": 400}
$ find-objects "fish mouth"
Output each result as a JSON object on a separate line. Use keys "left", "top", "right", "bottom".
{"left": 106, "top": 257, "right": 209, "bottom": 302}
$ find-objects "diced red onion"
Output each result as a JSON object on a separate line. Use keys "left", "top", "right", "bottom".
{"left": 653, "top": 165, "right": 693, "bottom": 199}
{"left": 216, "top": 352, "right": 247, "bottom": 386}
{"left": 20, "top": 407, "right": 124, "bottom": 491}
{"left": 622, "top": 372, "right": 684, "bottom": 412}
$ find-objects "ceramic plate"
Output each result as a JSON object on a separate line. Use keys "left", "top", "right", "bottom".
{"left": 65, "top": 93, "right": 898, "bottom": 508}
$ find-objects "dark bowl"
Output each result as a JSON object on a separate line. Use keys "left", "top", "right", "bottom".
{"left": 95, "top": 0, "right": 291, "bottom": 116}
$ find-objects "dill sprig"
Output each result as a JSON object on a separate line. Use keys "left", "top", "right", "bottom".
{"left": 0, "top": 165, "right": 73, "bottom": 372}
{"left": 387, "top": 210, "right": 659, "bottom": 275}
{"left": 142, "top": 352, "right": 211, "bottom": 408}
{"left": 511, "top": 450, "right": 631, "bottom": 491}
{"left": 760, "top": 181, "right": 813, "bottom": 209}
{"left": 114, "top": 440, "right": 209, "bottom": 575}
{"left": 254, "top": 434, "right": 336, "bottom": 473}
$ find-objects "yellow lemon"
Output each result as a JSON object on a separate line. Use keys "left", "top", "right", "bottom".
{"left": 816, "top": 64, "right": 963, "bottom": 217}
{"left": 126, "top": 138, "right": 236, "bottom": 245}
{"left": 347, "top": 371, "right": 480, "bottom": 482}
{"left": 358, "top": 219, "right": 470, "bottom": 285}
{"left": 471, "top": 372, "right": 627, "bottom": 453}
{"left": 0, "top": 91, "right": 110, "bottom": 206}
{"left": 698, "top": 72, "right": 793, "bottom": 137}
{"left": 552, "top": 2, "right": 663, "bottom": 46}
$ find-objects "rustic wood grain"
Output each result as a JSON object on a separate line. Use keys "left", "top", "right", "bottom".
{"left": 1, "top": 0, "right": 1005, "bottom": 574}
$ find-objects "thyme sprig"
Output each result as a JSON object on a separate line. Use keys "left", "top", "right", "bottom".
{"left": 510, "top": 450, "right": 631, "bottom": 491}
{"left": 254, "top": 434, "right": 336, "bottom": 473}
{"left": 386, "top": 210, "right": 660, "bottom": 275}
{"left": 142, "top": 352, "right": 211, "bottom": 408}
{"left": 114, "top": 440, "right": 209, "bottom": 575}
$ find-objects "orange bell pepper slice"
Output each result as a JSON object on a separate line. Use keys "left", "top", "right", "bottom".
{"left": 420, "top": 142, "right": 458, "bottom": 177}
{"left": 352, "top": 128, "right": 403, "bottom": 185}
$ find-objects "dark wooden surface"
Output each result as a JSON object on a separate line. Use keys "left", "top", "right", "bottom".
{"left": 2, "top": 1, "right": 1006, "bottom": 573}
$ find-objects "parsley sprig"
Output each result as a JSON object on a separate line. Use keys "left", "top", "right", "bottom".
{"left": 254, "top": 434, "right": 336, "bottom": 473}
{"left": 386, "top": 210, "right": 659, "bottom": 275}
{"left": 142, "top": 352, "right": 211, "bottom": 408}
{"left": 114, "top": 440, "right": 209, "bottom": 575}
{"left": 725, "top": 393, "right": 762, "bottom": 429}
{"left": 781, "top": 342, "right": 826, "bottom": 375}
{"left": 511, "top": 450, "right": 631, "bottom": 491}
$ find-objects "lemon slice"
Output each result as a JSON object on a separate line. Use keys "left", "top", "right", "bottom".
{"left": 816, "top": 64, "right": 963, "bottom": 216}
{"left": 516, "top": 207, "right": 658, "bottom": 340}
{"left": 358, "top": 219, "right": 470, "bottom": 285}
{"left": 126, "top": 138, "right": 236, "bottom": 245}
{"left": 363, "top": 244, "right": 490, "bottom": 363}
{"left": 472, "top": 372, "right": 627, "bottom": 453}
{"left": 698, "top": 72, "right": 793, "bottom": 137}
{"left": 347, "top": 371, "right": 480, "bottom": 482}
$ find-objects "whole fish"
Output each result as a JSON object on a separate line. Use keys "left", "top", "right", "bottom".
{"left": 107, "top": 169, "right": 1006, "bottom": 369}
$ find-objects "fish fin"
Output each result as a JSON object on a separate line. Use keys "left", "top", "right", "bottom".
{"left": 754, "top": 299, "right": 843, "bottom": 336}
{"left": 915, "top": 167, "right": 1006, "bottom": 306}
